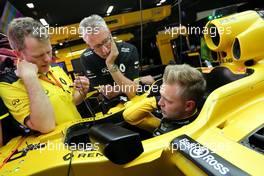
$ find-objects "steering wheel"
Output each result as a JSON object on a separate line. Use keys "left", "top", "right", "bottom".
{"left": 81, "top": 89, "right": 126, "bottom": 116}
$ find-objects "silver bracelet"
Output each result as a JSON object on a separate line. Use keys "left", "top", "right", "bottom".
{"left": 108, "top": 64, "right": 119, "bottom": 73}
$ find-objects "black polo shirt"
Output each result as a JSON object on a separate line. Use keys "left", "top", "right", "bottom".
{"left": 80, "top": 42, "right": 139, "bottom": 89}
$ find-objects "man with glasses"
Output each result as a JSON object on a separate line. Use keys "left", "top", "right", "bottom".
{"left": 80, "top": 15, "right": 139, "bottom": 100}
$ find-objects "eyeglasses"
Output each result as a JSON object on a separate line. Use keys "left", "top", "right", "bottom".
{"left": 92, "top": 35, "right": 111, "bottom": 51}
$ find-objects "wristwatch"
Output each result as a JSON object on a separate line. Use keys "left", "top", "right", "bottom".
{"left": 108, "top": 64, "right": 119, "bottom": 73}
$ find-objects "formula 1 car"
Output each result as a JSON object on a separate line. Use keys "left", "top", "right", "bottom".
{"left": 0, "top": 10, "right": 264, "bottom": 176}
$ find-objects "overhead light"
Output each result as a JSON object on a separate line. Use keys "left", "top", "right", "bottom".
{"left": 106, "top": 13, "right": 110, "bottom": 16}
{"left": 106, "top": 5, "right": 114, "bottom": 14}
{"left": 157, "top": 0, "right": 166, "bottom": 6}
{"left": 39, "top": 18, "right": 49, "bottom": 26}
{"left": 59, "top": 43, "right": 63, "bottom": 46}
{"left": 55, "top": 50, "right": 59, "bottom": 54}
{"left": 26, "top": 3, "right": 34, "bottom": 9}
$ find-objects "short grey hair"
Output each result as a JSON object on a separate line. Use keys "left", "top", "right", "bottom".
{"left": 163, "top": 64, "right": 206, "bottom": 102}
{"left": 7, "top": 17, "right": 49, "bottom": 51}
{"left": 79, "top": 14, "right": 109, "bottom": 39}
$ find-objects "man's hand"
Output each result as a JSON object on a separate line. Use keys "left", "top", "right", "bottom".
{"left": 15, "top": 59, "right": 56, "bottom": 133}
{"left": 106, "top": 38, "right": 119, "bottom": 66}
{"left": 16, "top": 59, "right": 38, "bottom": 79}
{"left": 140, "top": 75, "right": 155, "bottom": 85}
{"left": 73, "top": 76, "right": 90, "bottom": 96}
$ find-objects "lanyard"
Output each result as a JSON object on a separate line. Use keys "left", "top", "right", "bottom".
{"left": 39, "top": 71, "right": 63, "bottom": 89}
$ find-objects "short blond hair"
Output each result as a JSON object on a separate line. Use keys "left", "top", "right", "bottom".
{"left": 163, "top": 64, "right": 206, "bottom": 102}
{"left": 7, "top": 17, "right": 49, "bottom": 51}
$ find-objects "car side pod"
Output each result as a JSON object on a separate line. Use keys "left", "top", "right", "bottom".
{"left": 171, "top": 135, "right": 250, "bottom": 176}
{"left": 88, "top": 123, "right": 144, "bottom": 164}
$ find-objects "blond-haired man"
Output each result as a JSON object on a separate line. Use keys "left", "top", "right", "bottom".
{"left": 123, "top": 64, "right": 206, "bottom": 136}
{"left": 0, "top": 17, "right": 89, "bottom": 134}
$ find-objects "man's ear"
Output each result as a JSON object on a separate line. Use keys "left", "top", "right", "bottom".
{"left": 185, "top": 100, "right": 196, "bottom": 113}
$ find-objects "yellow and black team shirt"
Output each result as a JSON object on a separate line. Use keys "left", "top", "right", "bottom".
{"left": 0, "top": 66, "right": 82, "bottom": 126}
